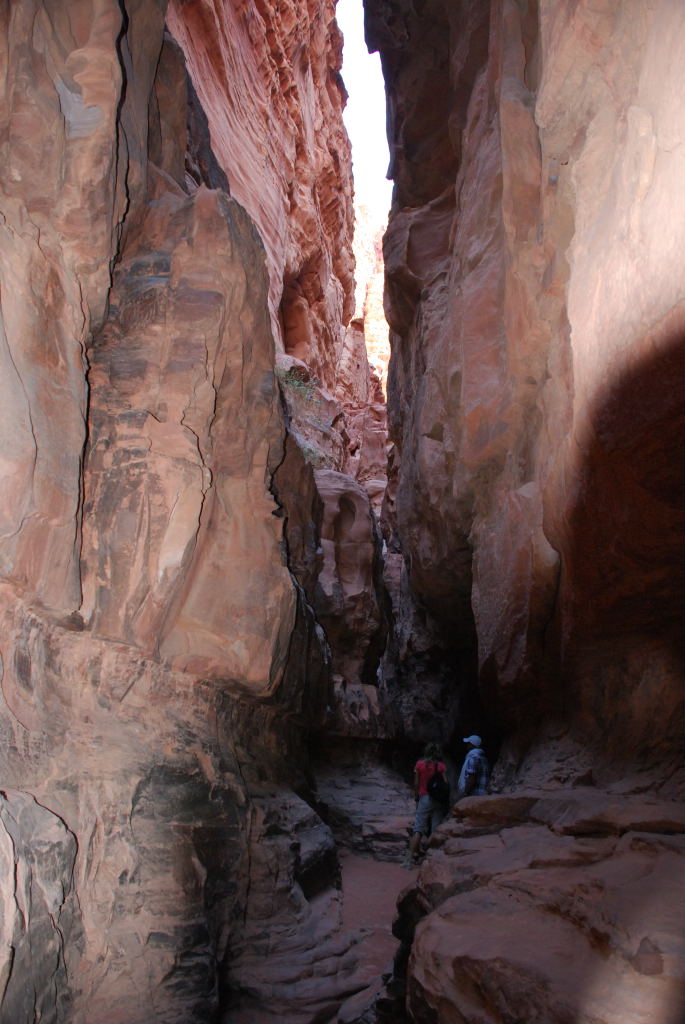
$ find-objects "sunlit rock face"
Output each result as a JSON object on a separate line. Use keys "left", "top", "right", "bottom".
{"left": 164, "top": 0, "right": 388, "bottom": 733}
{"left": 0, "top": 2, "right": 378, "bottom": 1021}
{"left": 82, "top": 183, "right": 296, "bottom": 690}
{"left": 166, "top": 0, "right": 355, "bottom": 393}
{"left": 369, "top": 0, "right": 685, "bottom": 1020}
{"left": 337, "top": 318, "right": 389, "bottom": 516}
{"left": 352, "top": 206, "right": 390, "bottom": 391}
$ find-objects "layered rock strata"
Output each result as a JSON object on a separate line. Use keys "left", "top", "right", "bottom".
{"left": 315, "top": 744, "right": 415, "bottom": 862}
{"left": 0, "top": 1, "right": 387, "bottom": 1021}
{"left": 166, "top": 0, "right": 356, "bottom": 392}
{"left": 388, "top": 788, "right": 685, "bottom": 1024}
{"left": 367, "top": 0, "right": 685, "bottom": 1019}
{"left": 166, "top": 0, "right": 391, "bottom": 739}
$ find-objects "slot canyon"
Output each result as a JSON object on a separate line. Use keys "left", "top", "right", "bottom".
{"left": 1, "top": 0, "right": 684, "bottom": 1022}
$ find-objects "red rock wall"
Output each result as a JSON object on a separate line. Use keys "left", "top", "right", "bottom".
{"left": 371, "top": 0, "right": 685, "bottom": 768}
{"left": 162, "top": 0, "right": 389, "bottom": 737}
{"left": 0, "top": 1, "right": 384, "bottom": 1020}
{"left": 166, "top": 0, "right": 355, "bottom": 393}
{"left": 369, "top": 1, "right": 685, "bottom": 1020}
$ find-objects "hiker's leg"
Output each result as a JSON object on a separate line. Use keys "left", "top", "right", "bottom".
{"left": 407, "top": 795, "right": 430, "bottom": 863}
{"left": 430, "top": 799, "right": 446, "bottom": 833}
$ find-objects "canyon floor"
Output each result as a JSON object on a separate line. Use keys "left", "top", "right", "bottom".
{"left": 336, "top": 851, "right": 419, "bottom": 1022}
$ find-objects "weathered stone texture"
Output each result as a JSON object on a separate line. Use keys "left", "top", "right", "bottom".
{"left": 0, "top": 789, "right": 79, "bottom": 1024}
{"left": 372, "top": 0, "right": 685, "bottom": 753}
{"left": 82, "top": 184, "right": 295, "bottom": 691}
{"left": 162, "top": 6, "right": 389, "bottom": 721}
{"left": 315, "top": 744, "right": 416, "bottom": 862}
{"left": 390, "top": 789, "right": 685, "bottom": 1024}
{"left": 338, "top": 318, "right": 389, "bottom": 516}
{"left": 369, "top": 0, "right": 685, "bottom": 1019}
{"left": 0, "top": 0, "right": 162, "bottom": 613}
{"left": 0, "top": 589, "right": 250, "bottom": 1023}
{"left": 166, "top": 0, "right": 400, "bottom": 728}
{"left": 0, "top": 1, "right": 374, "bottom": 1020}
{"left": 166, "top": 0, "right": 355, "bottom": 393}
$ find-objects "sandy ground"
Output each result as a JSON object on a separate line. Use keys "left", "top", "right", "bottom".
{"left": 337, "top": 850, "right": 419, "bottom": 1012}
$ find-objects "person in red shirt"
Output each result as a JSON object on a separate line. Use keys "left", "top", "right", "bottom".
{"left": 404, "top": 742, "right": 449, "bottom": 866}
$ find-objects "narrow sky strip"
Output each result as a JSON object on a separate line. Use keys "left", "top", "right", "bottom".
{"left": 336, "top": 0, "right": 393, "bottom": 218}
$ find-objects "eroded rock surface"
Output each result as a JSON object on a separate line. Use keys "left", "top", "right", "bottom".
{"left": 315, "top": 744, "right": 415, "bottom": 862}
{"left": 367, "top": 0, "right": 685, "bottom": 1019}
{"left": 387, "top": 789, "right": 685, "bottom": 1024}
{"left": 371, "top": 0, "right": 685, "bottom": 753}
{"left": 82, "top": 184, "right": 295, "bottom": 690}
{"left": 6, "top": 0, "right": 684, "bottom": 1020}
{"left": 0, "top": 1, "right": 382, "bottom": 1021}
{"left": 166, "top": 0, "right": 355, "bottom": 390}
{"left": 0, "top": 790, "right": 79, "bottom": 1024}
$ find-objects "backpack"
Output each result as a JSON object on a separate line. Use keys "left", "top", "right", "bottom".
{"left": 427, "top": 766, "right": 450, "bottom": 805}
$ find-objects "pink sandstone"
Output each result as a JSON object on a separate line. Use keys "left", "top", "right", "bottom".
{"left": 372, "top": 0, "right": 685, "bottom": 759}
{"left": 369, "top": 0, "right": 685, "bottom": 1020}
{"left": 3, "top": 0, "right": 685, "bottom": 1021}
{"left": 0, "top": 1, "right": 385, "bottom": 1021}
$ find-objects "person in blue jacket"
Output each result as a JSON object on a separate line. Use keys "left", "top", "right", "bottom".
{"left": 458, "top": 735, "right": 490, "bottom": 796}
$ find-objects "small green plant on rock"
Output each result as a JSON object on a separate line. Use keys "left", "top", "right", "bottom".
{"left": 276, "top": 366, "right": 322, "bottom": 406}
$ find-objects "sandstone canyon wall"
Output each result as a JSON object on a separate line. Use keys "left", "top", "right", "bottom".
{"left": 368, "top": 0, "right": 685, "bottom": 1020}
{"left": 0, "top": 2, "right": 387, "bottom": 1021}
{"left": 371, "top": 0, "right": 685, "bottom": 766}
{"left": 370, "top": 0, "right": 683, "bottom": 770}
{"left": 3, "top": 0, "right": 685, "bottom": 1022}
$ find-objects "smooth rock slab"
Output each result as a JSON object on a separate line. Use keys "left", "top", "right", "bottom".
{"left": 395, "top": 788, "right": 685, "bottom": 1024}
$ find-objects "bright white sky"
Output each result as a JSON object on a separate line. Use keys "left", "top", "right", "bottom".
{"left": 336, "top": 0, "right": 393, "bottom": 218}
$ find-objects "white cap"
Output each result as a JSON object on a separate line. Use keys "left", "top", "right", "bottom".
{"left": 463, "top": 735, "right": 482, "bottom": 746}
